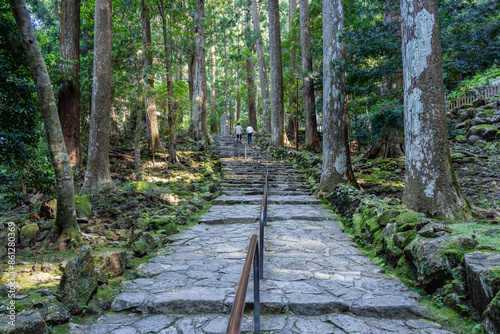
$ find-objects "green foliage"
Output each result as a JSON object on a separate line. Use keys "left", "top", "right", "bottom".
{"left": 439, "top": 0, "right": 500, "bottom": 87}
{"left": 0, "top": 1, "right": 56, "bottom": 209}
{"left": 447, "top": 65, "right": 500, "bottom": 100}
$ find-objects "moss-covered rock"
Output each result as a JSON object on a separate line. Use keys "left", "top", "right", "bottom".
{"left": 20, "top": 223, "right": 39, "bottom": 246}
{"left": 74, "top": 195, "right": 91, "bottom": 218}
{"left": 39, "top": 199, "right": 57, "bottom": 220}
{"left": 377, "top": 208, "right": 402, "bottom": 226}
{"left": 0, "top": 310, "right": 48, "bottom": 334}
{"left": 384, "top": 237, "right": 403, "bottom": 264}
{"left": 464, "top": 252, "right": 500, "bottom": 313}
{"left": 128, "top": 231, "right": 157, "bottom": 257}
{"left": 418, "top": 222, "right": 451, "bottom": 238}
{"left": 395, "top": 211, "right": 425, "bottom": 232}
{"left": 94, "top": 251, "right": 126, "bottom": 278}
{"left": 393, "top": 230, "right": 416, "bottom": 249}
{"left": 129, "top": 181, "right": 160, "bottom": 192}
{"left": 56, "top": 245, "right": 98, "bottom": 315}
{"left": 484, "top": 290, "right": 500, "bottom": 334}
{"left": 405, "top": 235, "right": 455, "bottom": 291}
{"left": 468, "top": 124, "right": 498, "bottom": 140}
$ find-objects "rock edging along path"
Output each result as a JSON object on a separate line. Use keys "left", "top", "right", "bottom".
{"left": 69, "top": 135, "right": 452, "bottom": 333}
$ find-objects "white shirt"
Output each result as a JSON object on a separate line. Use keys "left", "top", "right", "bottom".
{"left": 235, "top": 125, "right": 242, "bottom": 134}
{"left": 246, "top": 126, "right": 254, "bottom": 134}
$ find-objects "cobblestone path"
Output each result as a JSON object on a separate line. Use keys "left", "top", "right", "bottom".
{"left": 70, "top": 135, "right": 452, "bottom": 333}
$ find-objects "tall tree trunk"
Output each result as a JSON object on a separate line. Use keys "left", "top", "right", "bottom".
{"left": 158, "top": 0, "right": 178, "bottom": 163}
{"left": 288, "top": 0, "right": 297, "bottom": 142}
{"left": 299, "top": 0, "right": 320, "bottom": 152}
{"left": 210, "top": 38, "right": 217, "bottom": 133}
{"left": 317, "top": 0, "right": 358, "bottom": 194}
{"left": 10, "top": 0, "right": 81, "bottom": 246}
{"left": 245, "top": 8, "right": 257, "bottom": 130}
{"left": 250, "top": 0, "right": 270, "bottom": 133}
{"left": 134, "top": 76, "right": 144, "bottom": 179}
{"left": 58, "top": 0, "right": 82, "bottom": 168}
{"left": 83, "top": 0, "right": 113, "bottom": 189}
{"left": 268, "top": 0, "right": 288, "bottom": 146}
{"left": 400, "top": 0, "right": 470, "bottom": 219}
{"left": 188, "top": 0, "right": 211, "bottom": 142}
{"left": 224, "top": 28, "right": 229, "bottom": 131}
{"left": 141, "top": 0, "right": 163, "bottom": 152}
{"left": 236, "top": 21, "right": 242, "bottom": 123}
{"left": 381, "top": 0, "right": 403, "bottom": 101}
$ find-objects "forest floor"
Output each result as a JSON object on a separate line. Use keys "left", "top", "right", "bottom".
{"left": 0, "top": 135, "right": 498, "bottom": 333}
{"left": 350, "top": 140, "right": 500, "bottom": 249}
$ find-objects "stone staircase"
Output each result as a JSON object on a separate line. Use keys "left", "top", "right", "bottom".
{"left": 69, "top": 135, "right": 452, "bottom": 333}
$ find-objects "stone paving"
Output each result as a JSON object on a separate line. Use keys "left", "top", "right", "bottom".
{"left": 69, "top": 135, "right": 453, "bottom": 333}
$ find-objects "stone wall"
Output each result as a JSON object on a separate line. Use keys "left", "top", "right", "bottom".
{"left": 448, "top": 97, "right": 500, "bottom": 145}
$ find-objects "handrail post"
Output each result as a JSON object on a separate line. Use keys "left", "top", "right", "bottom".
{"left": 254, "top": 242, "right": 260, "bottom": 334}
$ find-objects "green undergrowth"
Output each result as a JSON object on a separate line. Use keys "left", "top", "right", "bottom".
{"left": 0, "top": 138, "right": 224, "bottom": 330}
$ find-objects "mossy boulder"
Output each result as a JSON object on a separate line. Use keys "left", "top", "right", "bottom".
{"left": 0, "top": 310, "right": 48, "bottom": 334}
{"left": 395, "top": 211, "right": 425, "bottom": 232}
{"left": 129, "top": 181, "right": 160, "bottom": 192}
{"left": 128, "top": 231, "right": 157, "bottom": 257}
{"left": 468, "top": 124, "right": 498, "bottom": 140}
{"left": 161, "top": 222, "right": 178, "bottom": 236}
{"left": 94, "top": 251, "right": 126, "bottom": 278}
{"left": 384, "top": 237, "right": 403, "bottom": 264}
{"left": 40, "top": 303, "right": 71, "bottom": 325}
{"left": 393, "top": 230, "right": 416, "bottom": 249}
{"left": 484, "top": 290, "right": 500, "bottom": 334}
{"left": 377, "top": 208, "right": 402, "bottom": 226}
{"left": 39, "top": 199, "right": 57, "bottom": 219}
{"left": 405, "top": 235, "right": 456, "bottom": 292}
{"left": 464, "top": 252, "right": 500, "bottom": 313}
{"left": 417, "top": 222, "right": 451, "bottom": 238}
{"left": 56, "top": 245, "right": 98, "bottom": 315}
{"left": 74, "top": 195, "right": 91, "bottom": 218}
{"left": 20, "top": 223, "right": 39, "bottom": 246}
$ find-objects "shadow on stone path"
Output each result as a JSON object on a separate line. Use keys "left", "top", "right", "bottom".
{"left": 69, "top": 135, "right": 452, "bottom": 333}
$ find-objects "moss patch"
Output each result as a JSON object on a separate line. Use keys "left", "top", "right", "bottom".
{"left": 75, "top": 195, "right": 92, "bottom": 218}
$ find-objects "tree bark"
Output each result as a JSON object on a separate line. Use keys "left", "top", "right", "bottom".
{"left": 236, "top": 21, "right": 242, "bottom": 123}
{"left": 83, "top": 0, "right": 113, "bottom": 189}
{"left": 288, "top": 0, "right": 297, "bottom": 141}
{"left": 400, "top": 0, "right": 470, "bottom": 219}
{"left": 58, "top": 0, "right": 82, "bottom": 168}
{"left": 10, "top": 0, "right": 81, "bottom": 245}
{"left": 188, "top": 0, "right": 211, "bottom": 142}
{"left": 299, "top": 0, "right": 320, "bottom": 152}
{"left": 134, "top": 76, "right": 144, "bottom": 179}
{"left": 268, "top": 0, "right": 288, "bottom": 146}
{"left": 141, "top": 0, "right": 163, "bottom": 152}
{"left": 158, "top": 0, "right": 178, "bottom": 163}
{"left": 224, "top": 27, "right": 229, "bottom": 131}
{"left": 250, "top": 0, "right": 270, "bottom": 133}
{"left": 245, "top": 8, "right": 257, "bottom": 130}
{"left": 317, "top": 0, "right": 358, "bottom": 194}
{"left": 210, "top": 38, "right": 217, "bottom": 133}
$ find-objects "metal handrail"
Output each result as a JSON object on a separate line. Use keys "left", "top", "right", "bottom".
{"left": 226, "top": 148, "right": 269, "bottom": 334}
{"left": 226, "top": 235, "right": 260, "bottom": 334}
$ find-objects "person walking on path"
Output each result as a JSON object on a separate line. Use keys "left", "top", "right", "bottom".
{"left": 246, "top": 125, "right": 254, "bottom": 145}
{"left": 234, "top": 123, "right": 243, "bottom": 143}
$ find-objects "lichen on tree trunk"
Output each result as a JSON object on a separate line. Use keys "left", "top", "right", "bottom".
{"left": 188, "top": 0, "right": 212, "bottom": 143}
{"left": 317, "top": 0, "right": 358, "bottom": 195}
{"left": 400, "top": 0, "right": 471, "bottom": 219}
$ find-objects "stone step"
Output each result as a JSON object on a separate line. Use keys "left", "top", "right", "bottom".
{"left": 213, "top": 195, "right": 320, "bottom": 205}
{"left": 69, "top": 312, "right": 452, "bottom": 334}
{"left": 107, "top": 220, "right": 442, "bottom": 325}
{"left": 198, "top": 204, "right": 332, "bottom": 224}
{"left": 222, "top": 190, "right": 310, "bottom": 196}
